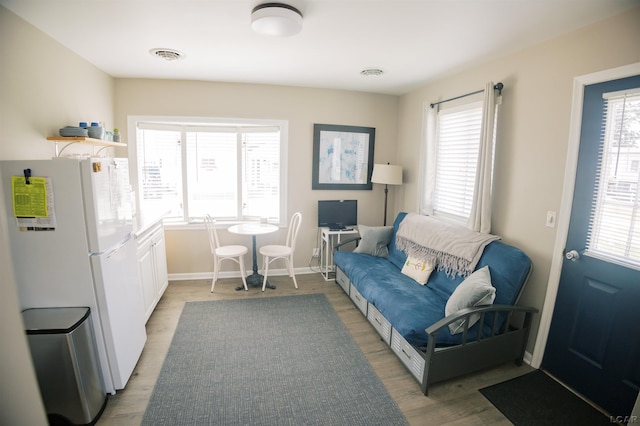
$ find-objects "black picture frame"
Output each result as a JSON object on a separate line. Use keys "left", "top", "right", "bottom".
{"left": 312, "top": 123, "right": 375, "bottom": 190}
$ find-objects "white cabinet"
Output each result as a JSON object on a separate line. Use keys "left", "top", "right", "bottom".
{"left": 136, "top": 221, "right": 168, "bottom": 323}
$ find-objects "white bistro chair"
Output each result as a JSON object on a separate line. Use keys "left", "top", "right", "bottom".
{"left": 204, "top": 215, "right": 248, "bottom": 292}
{"left": 259, "top": 212, "right": 302, "bottom": 292}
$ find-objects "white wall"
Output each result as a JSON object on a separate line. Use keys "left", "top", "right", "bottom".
{"left": 0, "top": 6, "right": 115, "bottom": 423}
{"left": 0, "top": 7, "right": 114, "bottom": 161}
{"left": 114, "top": 79, "right": 399, "bottom": 276}
{"left": 396, "top": 7, "right": 640, "bottom": 354}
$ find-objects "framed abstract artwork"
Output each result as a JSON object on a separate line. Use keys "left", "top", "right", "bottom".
{"left": 312, "top": 124, "right": 375, "bottom": 190}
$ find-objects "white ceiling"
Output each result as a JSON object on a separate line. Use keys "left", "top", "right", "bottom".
{"left": 2, "top": 0, "right": 638, "bottom": 95}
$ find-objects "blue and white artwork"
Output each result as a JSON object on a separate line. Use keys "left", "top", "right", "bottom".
{"left": 318, "top": 130, "right": 369, "bottom": 184}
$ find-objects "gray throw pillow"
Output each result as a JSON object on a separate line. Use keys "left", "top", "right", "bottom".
{"left": 353, "top": 225, "right": 393, "bottom": 258}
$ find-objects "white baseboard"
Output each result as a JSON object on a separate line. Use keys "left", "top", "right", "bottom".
{"left": 523, "top": 350, "right": 534, "bottom": 366}
{"left": 168, "top": 267, "right": 318, "bottom": 282}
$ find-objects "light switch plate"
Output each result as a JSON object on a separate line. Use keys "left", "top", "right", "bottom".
{"left": 546, "top": 211, "right": 556, "bottom": 228}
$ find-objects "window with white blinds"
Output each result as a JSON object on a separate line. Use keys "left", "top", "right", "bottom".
{"left": 586, "top": 89, "right": 640, "bottom": 268}
{"left": 136, "top": 125, "right": 183, "bottom": 218}
{"left": 185, "top": 128, "right": 238, "bottom": 220}
{"left": 242, "top": 128, "right": 280, "bottom": 219}
{"left": 133, "top": 119, "right": 284, "bottom": 224}
{"left": 432, "top": 100, "right": 484, "bottom": 222}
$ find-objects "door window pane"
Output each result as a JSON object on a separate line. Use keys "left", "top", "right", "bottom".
{"left": 587, "top": 91, "right": 640, "bottom": 266}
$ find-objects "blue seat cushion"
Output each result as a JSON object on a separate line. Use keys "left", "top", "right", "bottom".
{"left": 335, "top": 250, "right": 449, "bottom": 347}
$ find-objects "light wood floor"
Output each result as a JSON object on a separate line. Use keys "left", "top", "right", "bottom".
{"left": 97, "top": 273, "right": 533, "bottom": 425}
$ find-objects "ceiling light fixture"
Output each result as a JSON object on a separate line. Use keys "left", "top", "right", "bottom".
{"left": 251, "top": 3, "right": 303, "bottom": 37}
{"left": 149, "top": 48, "right": 185, "bottom": 61}
{"left": 361, "top": 68, "right": 384, "bottom": 77}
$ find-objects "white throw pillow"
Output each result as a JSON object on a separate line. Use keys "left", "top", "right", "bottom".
{"left": 401, "top": 256, "right": 434, "bottom": 285}
{"left": 445, "top": 266, "right": 496, "bottom": 334}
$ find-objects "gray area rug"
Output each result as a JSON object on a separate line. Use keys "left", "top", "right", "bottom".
{"left": 142, "top": 294, "right": 408, "bottom": 425}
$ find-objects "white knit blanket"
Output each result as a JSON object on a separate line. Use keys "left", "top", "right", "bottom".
{"left": 395, "top": 213, "right": 500, "bottom": 277}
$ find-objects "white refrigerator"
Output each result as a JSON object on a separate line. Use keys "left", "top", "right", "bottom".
{"left": 0, "top": 157, "right": 146, "bottom": 395}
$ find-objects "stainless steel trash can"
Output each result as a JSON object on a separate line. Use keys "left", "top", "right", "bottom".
{"left": 22, "top": 307, "right": 107, "bottom": 425}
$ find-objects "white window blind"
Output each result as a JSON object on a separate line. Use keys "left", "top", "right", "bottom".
{"left": 586, "top": 89, "right": 640, "bottom": 268}
{"left": 186, "top": 129, "right": 237, "bottom": 220}
{"left": 134, "top": 120, "right": 283, "bottom": 224}
{"left": 242, "top": 128, "right": 280, "bottom": 219}
{"left": 432, "top": 101, "right": 483, "bottom": 221}
{"left": 136, "top": 125, "right": 183, "bottom": 218}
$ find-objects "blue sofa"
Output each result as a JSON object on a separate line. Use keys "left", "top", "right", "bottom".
{"left": 333, "top": 212, "right": 537, "bottom": 395}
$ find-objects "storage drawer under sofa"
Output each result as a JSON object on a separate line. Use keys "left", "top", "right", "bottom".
{"left": 349, "top": 284, "right": 368, "bottom": 316}
{"left": 390, "top": 329, "right": 426, "bottom": 383}
{"left": 335, "top": 267, "right": 350, "bottom": 295}
{"left": 367, "top": 304, "right": 392, "bottom": 344}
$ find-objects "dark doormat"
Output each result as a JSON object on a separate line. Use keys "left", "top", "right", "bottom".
{"left": 479, "top": 370, "right": 610, "bottom": 425}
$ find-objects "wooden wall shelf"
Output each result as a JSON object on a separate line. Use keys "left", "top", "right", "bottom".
{"left": 47, "top": 136, "right": 127, "bottom": 157}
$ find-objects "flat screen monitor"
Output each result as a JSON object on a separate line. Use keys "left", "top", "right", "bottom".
{"left": 318, "top": 200, "right": 357, "bottom": 229}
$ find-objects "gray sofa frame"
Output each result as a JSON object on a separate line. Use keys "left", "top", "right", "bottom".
{"left": 421, "top": 300, "right": 537, "bottom": 394}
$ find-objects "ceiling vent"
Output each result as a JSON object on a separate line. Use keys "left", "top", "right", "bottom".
{"left": 360, "top": 68, "right": 384, "bottom": 77}
{"left": 150, "top": 48, "right": 185, "bottom": 61}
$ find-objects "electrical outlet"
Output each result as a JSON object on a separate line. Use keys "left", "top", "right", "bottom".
{"left": 312, "top": 248, "right": 319, "bottom": 257}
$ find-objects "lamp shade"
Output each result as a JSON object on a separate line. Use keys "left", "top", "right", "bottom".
{"left": 251, "top": 3, "right": 303, "bottom": 37}
{"left": 371, "top": 164, "right": 403, "bottom": 185}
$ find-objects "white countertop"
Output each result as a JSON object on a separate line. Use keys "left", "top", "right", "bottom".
{"left": 134, "top": 211, "right": 169, "bottom": 237}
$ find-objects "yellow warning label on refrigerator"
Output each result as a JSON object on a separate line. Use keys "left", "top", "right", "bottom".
{"left": 11, "top": 176, "right": 48, "bottom": 217}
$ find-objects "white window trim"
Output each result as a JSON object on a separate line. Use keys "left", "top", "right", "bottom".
{"left": 127, "top": 115, "right": 288, "bottom": 228}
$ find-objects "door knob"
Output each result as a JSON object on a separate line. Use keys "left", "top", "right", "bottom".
{"left": 565, "top": 250, "right": 580, "bottom": 261}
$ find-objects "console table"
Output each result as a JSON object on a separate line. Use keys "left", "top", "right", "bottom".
{"left": 319, "top": 227, "right": 359, "bottom": 281}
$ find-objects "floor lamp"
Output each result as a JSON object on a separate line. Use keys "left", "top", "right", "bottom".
{"left": 371, "top": 163, "right": 403, "bottom": 226}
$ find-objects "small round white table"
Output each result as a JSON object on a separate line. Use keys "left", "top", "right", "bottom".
{"left": 228, "top": 223, "right": 278, "bottom": 290}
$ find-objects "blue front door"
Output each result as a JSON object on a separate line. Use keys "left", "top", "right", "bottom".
{"left": 543, "top": 75, "right": 640, "bottom": 419}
